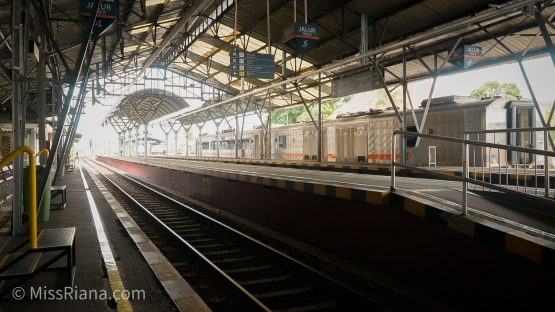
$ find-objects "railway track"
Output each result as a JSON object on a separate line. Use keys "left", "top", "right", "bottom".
{"left": 83, "top": 158, "right": 391, "bottom": 311}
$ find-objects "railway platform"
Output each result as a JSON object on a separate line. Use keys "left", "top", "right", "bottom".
{"left": 150, "top": 155, "right": 555, "bottom": 190}
{"left": 97, "top": 155, "right": 555, "bottom": 311}
{"left": 0, "top": 164, "right": 206, "bottom": 311}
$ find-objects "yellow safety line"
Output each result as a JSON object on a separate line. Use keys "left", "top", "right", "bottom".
{"left": 79, "top": 165, "right": 133, "bottom": 312}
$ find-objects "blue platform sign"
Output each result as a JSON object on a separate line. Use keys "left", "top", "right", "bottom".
{"left": 80, "top": 0, "right": 118, "bottom": 36}
{"left": 283, "top": 22, "right": 319, "bottom": 53}
{"left": 230, "top": 52, "right": 275, "bottom": 79}
{"left": 448, "top": 45, "right": 482, "bottom": 69}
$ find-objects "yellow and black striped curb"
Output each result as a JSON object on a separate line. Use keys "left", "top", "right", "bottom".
{"left": 85, "top": 165, "right": 211, "bottom": 312}
{"left": 0, "top": 213, "right": 10, "bottom": 236}
{"left": 151, "top": 156, "right": 394, "bottom": 173}
{"left": 146, "top": 156, "right": 553, "bottom": 184}
{"left": 110, "top": 157, "right": 390, "bottom": 206}
{"left": 391, "top": 191, "right": 555, "bottom": 267}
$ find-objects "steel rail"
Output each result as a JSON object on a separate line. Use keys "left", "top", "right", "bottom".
{"left": 87, "top": 158, "right": 386, "bottom": 310}
{"left": 86, "top": 159, "right": 271, "bottom": 311}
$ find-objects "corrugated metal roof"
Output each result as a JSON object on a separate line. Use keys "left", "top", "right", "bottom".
{"left": 0, "top": 0, "right": 554, "bottom": 127}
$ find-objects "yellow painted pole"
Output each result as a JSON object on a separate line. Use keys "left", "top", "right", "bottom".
{"left": 0, "top": 146, "right": 37, "bottom": 248}
{"left": 35, "top": 149, "right": 49, "bottom": 160}
{"left": 28, "top": 154, "right": 37, "bottom": 249}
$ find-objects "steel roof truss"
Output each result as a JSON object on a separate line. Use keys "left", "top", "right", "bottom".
{"left": 30, "top": 0, "right": 73, "bottom": 77}
{"left": 0, "top": 30, "right": 12, "bottom": 52}
{"left": 408, "top": 46, "right": 434, "bottom": 76}
{"left": 128, "top": 97, "right": 148, "bottom": 125}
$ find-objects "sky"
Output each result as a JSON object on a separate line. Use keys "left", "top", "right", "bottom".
{"left": 411, "top": 56, "right": 555, "bottom": 103}
{"left": 74, "top": 55, "right": 555, "bottom": 153}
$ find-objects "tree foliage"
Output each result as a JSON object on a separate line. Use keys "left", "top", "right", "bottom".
{"left": 269, "top": 96, "right": 351, "bottom": 124}
{"left": 470, "top": 81, "right": 520, "bottom": 100}
{"left": 375, "top": 89, "right": 403, "bottom": 108}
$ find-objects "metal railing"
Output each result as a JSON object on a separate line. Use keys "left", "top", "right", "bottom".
{"left": 464, "top": 127, "right": 555, "bottom": 196}
{"left": 391, "top": 130, "right": 555, "bottom": 215}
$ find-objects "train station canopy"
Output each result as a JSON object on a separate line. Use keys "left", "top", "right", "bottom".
{"left": 0, "top": 0, "right": 554, "bottom": 129}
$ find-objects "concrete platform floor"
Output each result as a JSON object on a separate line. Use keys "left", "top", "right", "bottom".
{"left": 0, "top": 166, "right": 178, "bottom": 311}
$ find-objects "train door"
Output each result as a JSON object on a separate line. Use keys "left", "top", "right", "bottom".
{"left": 509, "top": 104, "right": 536, "bottom": 164}
{"left": 254, "top": 134, "right": 260, "bottom": 158}
{"left": 336, "top": 125, "right": 367, "bottom": 162}
{"left": 303, "top": 129, "right": 318, "bottom": 160}
{"left": 322, "top": 127, "right": 327, "bottom": 162}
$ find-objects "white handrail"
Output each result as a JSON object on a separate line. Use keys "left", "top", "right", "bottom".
{"left": 391, "top": 130, "right": 555, "bottom": 216}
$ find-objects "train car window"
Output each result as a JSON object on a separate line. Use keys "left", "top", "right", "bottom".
{"left": 406, "top": 126, "right": 417, "bottom": 148}
{"left": 279, "top": 136, "right": 286, "bottom": 148}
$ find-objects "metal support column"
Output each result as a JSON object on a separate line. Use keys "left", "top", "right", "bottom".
{"left": 122, "top": 130, "right": 126, "bottom": 155}
{"left": 237, "top": 79, "right": 244, "bottom": 159}
{"left": 37, "top": 26, "right": 46, "bottom": 165}
{"left": 171, "top": 121, "right": 183, "bottom": 156}
{"left": 402, "top": 46, "right": 407, "bottom": 164}
{"left": 235, "top": 103, "right": 239, "bottom": 159}
{"left": 174, "top": 129, "right": 179, "bottom": 156}
{"left": 128, "top": 131, "right": 132, "bottom": 156}
{"left": 118, "top": 132, "right": 122, "bottom": 155}
{"left": 317, "top": 73, "right": 322, "bottom": 162}
{"left": 282, "top": 50, "right": 287, "bottom": 88}
{"left": 199, "top": 126, "right": 203, "bottom": 157}
{"left": 11, "top": 0, "right": 29, "bottom": 235}
{"left": 143, "top": 124, "right": 148, "bottom": 158}
{"left": 135, "top": 126, "right": 139, "bottom": 157}
{"left": 518, "top": 60, "right": 555, "bottom": 151}
{"left": 36, "top": 0, "right": 102, "bottom": 210}
{"left": 216, "top": 124, "right": 220, "bottom": 158}
{"left": 361, "top": 13, "right": 368, "bottom": 65}
{"left": 29, "top": 128, "right": 36, "bottom": 156}
{"left": 165, "top": 133, "right": 169, "bottom": 156}
{"left": 185, "top": 129, "right": 189, "bottom": 156}
{"left": 268, "top": 97, "right": 272, "bottom": 160}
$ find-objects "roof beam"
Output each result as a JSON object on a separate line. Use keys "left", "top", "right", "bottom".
{"left": 108, "top": 0, "right": 218, "bottom": 113}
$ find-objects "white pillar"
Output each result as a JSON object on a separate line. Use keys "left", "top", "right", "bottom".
{"left": 135, "top": 126, "right": 139, "bottom": 158}
{"left": 143, "top": 124, "right": 148, "bottom": 159}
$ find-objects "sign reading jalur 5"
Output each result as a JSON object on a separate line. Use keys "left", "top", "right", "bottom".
{"left": 448, "top": 45, "right": 482, "bottom": 70}
{"left": 80, "top": 0, "right": 118, "bottom": 36}
{"left": 283, "top": 22, "right": 319, "bottom": 53}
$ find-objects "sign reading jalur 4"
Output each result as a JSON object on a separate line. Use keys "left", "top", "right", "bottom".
{"left": 283, "top": 22, "right": 319, "bottom": 53}
{"left": 80, "top": 0, "right": 118, "bottom": 36}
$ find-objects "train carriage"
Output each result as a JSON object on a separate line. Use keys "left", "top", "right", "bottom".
{"left": 197, "top": 96, "right": 545, "bottom": 167}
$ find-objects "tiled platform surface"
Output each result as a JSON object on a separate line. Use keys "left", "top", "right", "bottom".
{"left": 0, "top": 166, "right": 182, "bottom": 311}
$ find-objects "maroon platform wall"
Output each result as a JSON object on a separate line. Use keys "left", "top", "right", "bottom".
{"left": 97, "top": 157, "right": 555, "bottom": 311}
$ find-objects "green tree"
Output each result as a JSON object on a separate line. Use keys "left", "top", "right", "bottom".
{"left": 471, "top": 81, "right": 520, "bottom": 100}
{"left": 269, "top": 96, "right": 350, "bottom": 124}
{"left": 547, "top": 109, "right": 555, "bottom": 146}
{"left": 375, "top": 89, "right": 402, "bottom": 108}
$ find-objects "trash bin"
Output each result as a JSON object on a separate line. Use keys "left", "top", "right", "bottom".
{"left": 23, "top": 165, "right": 50, "bottom": 222}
